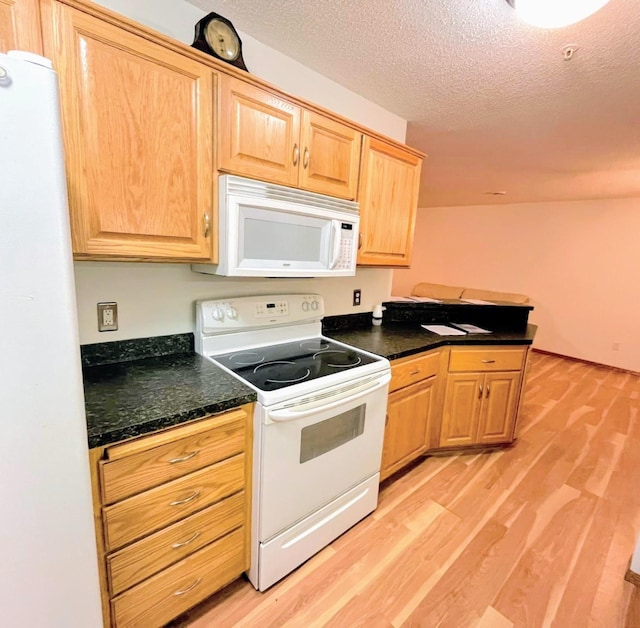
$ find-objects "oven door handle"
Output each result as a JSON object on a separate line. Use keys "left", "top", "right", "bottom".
{"left": 266, "top": 373, "right": 390, "bottom": 422}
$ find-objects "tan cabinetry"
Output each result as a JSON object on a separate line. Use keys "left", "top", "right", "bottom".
{"left": 357, "top": 137, "right": 422, "bottom": 267}
{"left": 219, "top": 74, "right": 362, "bottom": 199}
{"left": 381, "top": 350, "right": 442, "bottom": 480}
{"left": 89, "top": 405, "right": 253, "bottom": 628}
{"left": 0, "top": 0, "right": 42, "bottom": 53}
{"left": 41, "top": 2, "right": 215, "bottom": 261}
{"left": 439, "top": 347, "right": 526, "bottom": 448}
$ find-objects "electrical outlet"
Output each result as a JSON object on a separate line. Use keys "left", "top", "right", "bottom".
{"left": 353, "top": 289, "right": 361, "bottom": 307}
{"left": 98, "top": 302, "right": 118, "bottom": 332}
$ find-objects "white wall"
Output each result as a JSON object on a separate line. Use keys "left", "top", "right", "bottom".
{"left": 76, "top": 0, "right": 406, "bottom": 345}
{"left": 393, "top": 198, "right": 640, "bottom": 372}
{"left": 76, "top": 264, "right": 391, "bottom": 344}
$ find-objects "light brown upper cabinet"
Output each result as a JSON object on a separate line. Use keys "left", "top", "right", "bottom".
{"left": 219, "top": 74, "right": 362, "bottom": 200}
{"left": 0, "top": 0, "right": 42, "bottom": 53}
{"left": 357, "top": 137, "right": 422, "bottom": 267}
{"left": 41, "top": 2, "right": 215, "bottom": 261}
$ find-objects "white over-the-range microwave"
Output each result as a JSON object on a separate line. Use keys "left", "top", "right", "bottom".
{"left": 192, "top": 175, "right": 359, "bottom": 278}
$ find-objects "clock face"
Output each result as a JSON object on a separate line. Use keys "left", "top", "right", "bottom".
{"left": 204, "top": 19, "right": 240, "bottom": 61}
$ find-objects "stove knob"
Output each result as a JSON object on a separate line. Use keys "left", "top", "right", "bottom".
{"left": 211, "top": 305, "right": 225, "bottom": 321}
{"left": 302, "top": 301, "right": 310, "bottom": 312}
{"left": 310, "top": 300, "right": 319, "bottom": 311}
{"left": 225, "top": 304, "right": 238, "bottom": 319}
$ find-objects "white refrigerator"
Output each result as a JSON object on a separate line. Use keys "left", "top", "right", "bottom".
{"left": 0, "top": 51, "right": 103, "bottom": 626}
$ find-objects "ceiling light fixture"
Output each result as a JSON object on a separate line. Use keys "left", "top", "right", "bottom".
{"left": 506, "top": 0, "right": 612, "bottom": 28}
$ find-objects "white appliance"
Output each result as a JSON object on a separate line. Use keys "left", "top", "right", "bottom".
{"left": 192, "top": 175, "right": 359, "bottom": 278}
{"left": 196, "top": 294, "right": 391, "bottom": 591}
{"left": 0, "top": 52, "right": 102, "bottom": 625}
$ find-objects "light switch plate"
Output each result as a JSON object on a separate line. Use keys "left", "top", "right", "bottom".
{"left": 97, "top": 302, "right": 118, "bottom": 332}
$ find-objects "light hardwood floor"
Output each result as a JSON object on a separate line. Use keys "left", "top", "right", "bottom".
{"left": 173, "top": 351, "right": 640, "bottom": 627}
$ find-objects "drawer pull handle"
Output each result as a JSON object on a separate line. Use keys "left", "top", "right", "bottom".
{"left": 168, "top": 450, "right": 199, "bottom": 464}
{"left": 170, "top": 490, "right": 200, "bottom": 506}
{"left": 410, "top": 369, "right": 421, "bottom": 376}
{"left": 292, "top": 143, "right": 300, "bottom": 166}
{"left": 478, "top": 384, "right": 483, "bottom": 399}
{"left": 203, "top": 213, "right": 210, "bottom": 238}
{"left": 303, "top": 147, "right": 310, "bottom": 169}
{"left": 482, "top": 359, "right": 496, "bottom": 364}
{"left": 173, "top": 578, "right": 202, "bottom": 596}
{"left": 171, "top": 531, "right": 201, "bottom": 549}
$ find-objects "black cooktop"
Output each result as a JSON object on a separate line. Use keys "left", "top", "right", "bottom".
{"left": 212, "top": 337, "right": 380, "bottom": 392}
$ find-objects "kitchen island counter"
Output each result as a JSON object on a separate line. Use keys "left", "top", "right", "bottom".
{"left": 325, "top": 323, "right": 537, "bottom": 362}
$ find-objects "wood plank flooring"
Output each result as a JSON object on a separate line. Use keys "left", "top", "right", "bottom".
{"left": 173, "top": 351, "right": 640, "bottom": 628}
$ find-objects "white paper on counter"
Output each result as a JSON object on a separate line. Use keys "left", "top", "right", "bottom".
{"left": 421, "top": 324, "right": 467, "bottom": 336}
{"left": 387, "top": 296, "right": 417, "bottom": 301}
{"left": 452, "top": 323, "right": 492, "bottom": 334}
{"left": 460, "top": 298, "right": 495, "bottom": 305}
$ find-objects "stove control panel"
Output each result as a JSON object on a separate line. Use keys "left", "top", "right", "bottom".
{"left": 197, "top": 294, "right": 324, "bottom": 334}
{"left": 255, "top": 300, "right": 289, "bottom": 318}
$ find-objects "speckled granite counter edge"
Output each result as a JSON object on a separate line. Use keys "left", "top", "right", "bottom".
{"left": 87, "top": 392, "right": 257, "bottom": 449}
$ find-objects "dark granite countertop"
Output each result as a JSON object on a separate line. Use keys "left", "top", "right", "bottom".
{"left": 83, "top": 352, "right": 256, "bottom": 449}
{"left": 82, "top": 315, "right": 536, "bottom": 449}
{"left": 325, "top": 323, "right": 537, "bottom": 362}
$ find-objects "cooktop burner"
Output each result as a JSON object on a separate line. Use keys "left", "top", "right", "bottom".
{"left": 211, "top": 338, "right": 379, "bottom": 391}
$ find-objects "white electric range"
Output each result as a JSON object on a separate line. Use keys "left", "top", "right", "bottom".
{"left": 195, "top": 294, "right": 390, "bottom": 591}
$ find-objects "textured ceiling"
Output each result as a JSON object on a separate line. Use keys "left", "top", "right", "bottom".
{"left": 186, "top": 0, "right": 640, "bottom": 207}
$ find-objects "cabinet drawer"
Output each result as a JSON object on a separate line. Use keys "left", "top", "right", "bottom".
{"left": 101, "top": 409, "right": 247, "bottom": 504}
{"left": 448, "top": 347, "right": 525, "bottom": 373}
{"left": 103, "top": 454, "right": 245, "bottom": 551}
{"left": 390, "top": 350, "right": 441, "bottom": 392}
{"left": 107, "top": 491, "right": 245, "bottom": 596}
{"left": 111, "top": 527, "right": 245, "bottom": 628}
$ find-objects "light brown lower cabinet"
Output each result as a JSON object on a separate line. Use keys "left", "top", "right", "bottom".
{"left": 89, "top": 404, "right": 253, "bottom": 628}
{"left": 381, "top": 345, "right": 529, "bottom": 480}
{"left": 439, "top": 370, "right": 521, "bottom": 448}
{"left": 380, "top": 350, "right": 443, "bottom": 481}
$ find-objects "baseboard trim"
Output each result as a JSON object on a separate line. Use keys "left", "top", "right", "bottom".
{"left": 625, "top": 567, "right": 640, "bottom": 588}
{"left": 531, "top": 348, "right": 640, "bottom": 376}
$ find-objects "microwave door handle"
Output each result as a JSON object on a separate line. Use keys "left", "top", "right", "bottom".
{"left": 266, "top": 373, "right": 390, "bottom": 423}
{"left": 329, "top": 220, "right": 341, "bottom": 269}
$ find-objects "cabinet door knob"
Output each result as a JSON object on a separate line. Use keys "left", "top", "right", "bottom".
{"left": 478, "top": 384, "right": 483, "bottom": 399}
{"left": 303, "top": 147, "right": 310, "bottom": 169}
{"left": 203, "top": 213, "right": 210, "bottom": 238}
{"left": 292, "top": 143, "right": 300, "bottom": 166}
{"left": 486, "top": 384, "right": 490, "bottom": 398}
{"left": 358, "top": 233, "right": 363, "bottom": 250}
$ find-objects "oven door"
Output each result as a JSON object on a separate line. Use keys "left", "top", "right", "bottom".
{"left": 257, "top": 371, "right": 390, "bottom": 542}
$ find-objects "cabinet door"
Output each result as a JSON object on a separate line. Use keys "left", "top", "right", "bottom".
{"left": 0, "top": 0, "right": 42, "bottom": 54}
{"left": 357, "top": 137, "right": 422, "bottom": 266}
{"left": 43, "top": 4, "right": 214, "bottom": 260}
{"left": 476, "top": 372, "right": 520, "bottom": 444}
{"left": 440, "top": 373, "right": 483, "bottom": 448}
{"left": 218, "top": 74, "right": 301, "bottom": 187}
{"left": 381, "top": 378, "right": 435, "bottom": 481}
{"left": 299, "top": 110, "right": 361, "bottom": 200}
